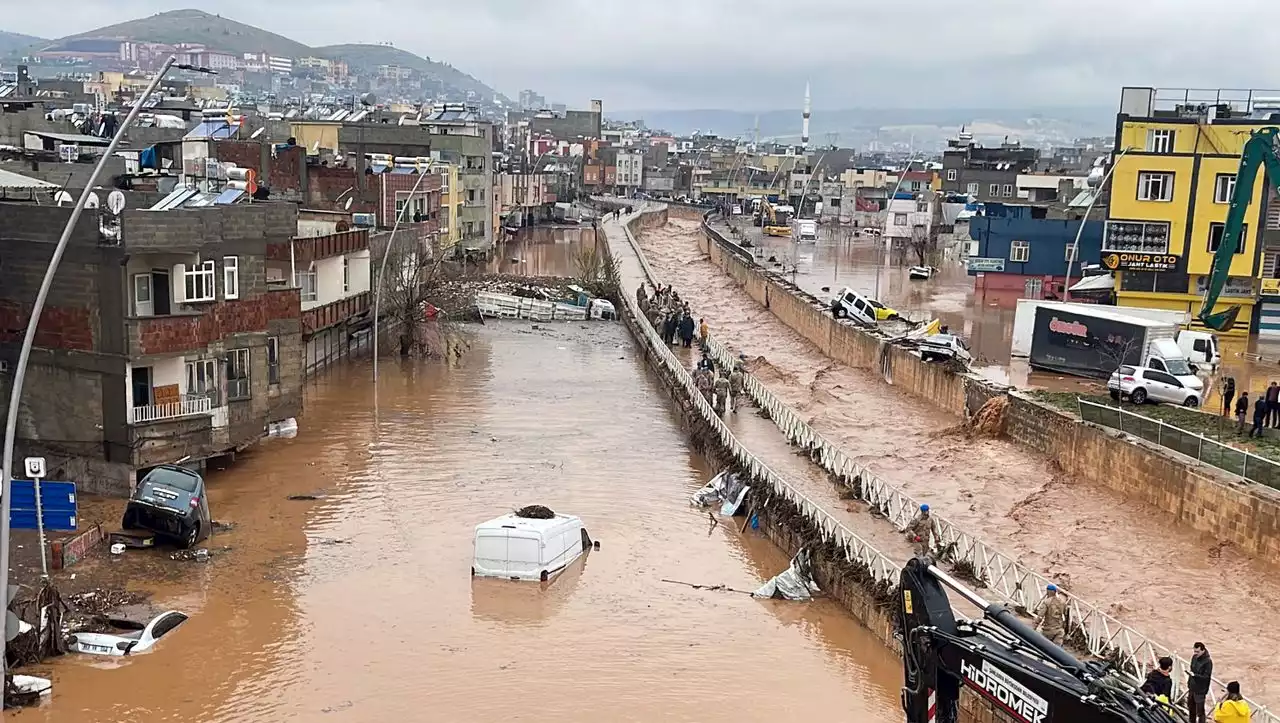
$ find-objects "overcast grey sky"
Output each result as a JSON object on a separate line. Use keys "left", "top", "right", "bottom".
{"left": 5, "top": 1, "right": 1277, "bottom": 111}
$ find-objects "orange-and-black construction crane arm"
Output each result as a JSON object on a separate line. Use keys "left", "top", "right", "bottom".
{"left": 898, "top": 557, "right": 1182, "bottom": 723}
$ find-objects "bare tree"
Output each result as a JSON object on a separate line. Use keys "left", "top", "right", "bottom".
{"left": 1094, "top": 333, "right": 1144, "bottom": 406}
{"left": 573, "top": 240, "right": 622, "bottom": 303}
{"left": 378, "top": 232, "right": 453, "bottom": 358}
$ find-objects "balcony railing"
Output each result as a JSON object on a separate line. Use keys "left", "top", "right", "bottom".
{"left": 129, "top": 394, "right": 213, "bottom": 424}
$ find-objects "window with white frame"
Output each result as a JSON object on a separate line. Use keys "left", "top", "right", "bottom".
{"left": 989, "top": 184, "right": 999, "bottom": 197}
{"left": 295, "top": 268, "right": 317, "bottom": 302}
{"left": 133, "top": 273, "right": 153, "bottom": 316}
{"left": 185, "top": 358, "right": 217, "bottom": 403}
{"left": 946, "top": 169, "right": 957, "bottom": 181}
{"left": 966, "top": 182, "right": 979, "bottom": 195}
{"left": 182, "top": 259, "right": 216, "bottom": 302}
{"left": 226, "top": 348, "right": 251, "bottom": 400}
{"left": 223, "top": 256, "right": 239, "bottom": 299}
{"left": 1010, "top": 239, "right": 1030, "bottom": 263}
{"left": 1214, "top": 174, "right": 1236, "bottom": 204}
{"left": 1002, "top": 184, "right": 1014, "bottom": 197}
{"left": 1065, "top": 245, "right": 1077, "bottom": 262}
{"left": 1146, "top": 128, "right": 1176, "bottom": 154}
{"left": 1207, "top": 222, "right": 1248, "bottom": 255}
{"left": 894, "top": 212, "right": 907, "bottom": 226}
{"left": 342, "top": 256, "right": 350, "bottom": 293}
{"left": 267, "top": 336, "right": 280, "bottom": 384}
{"left": 1137, "top": 171, "right": 1174, "bottom": 202}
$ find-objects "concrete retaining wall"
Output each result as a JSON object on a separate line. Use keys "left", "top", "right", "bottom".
{"left": 695, "top": 220, "right": 1280, "bottom": 560}
{"left": 610, "top": 211, "right": 1014, "bottom": 723}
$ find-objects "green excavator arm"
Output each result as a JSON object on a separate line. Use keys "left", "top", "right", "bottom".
{"left": 1200, "top": 126, "right": 1280, "bottom": 331}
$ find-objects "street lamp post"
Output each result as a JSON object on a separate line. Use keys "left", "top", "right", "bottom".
{"left": 0, "top": 55, "right": 211, "bottom": 695}
{"left": 372, "top": 167, "right": 436, "bottom": 384}
{"left": 1063, "top": 148, "right": 1131, "bottom": 299}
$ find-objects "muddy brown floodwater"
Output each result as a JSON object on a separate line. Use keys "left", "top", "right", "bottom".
{"left": 37, "top": 322, "right": 902, "bottom": 722}
{"left": 638, "top": 215, "right": 1280, "bottom": 701}
{"left": 487, "top": 225, "right": 598, "bottom": 278}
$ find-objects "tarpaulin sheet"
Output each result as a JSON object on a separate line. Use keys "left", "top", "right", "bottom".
{"left": 690, "top": 471, "right": 748, "bottom": 515}
{"left": 752, "top": 549, "right": 820, "bottom": 600}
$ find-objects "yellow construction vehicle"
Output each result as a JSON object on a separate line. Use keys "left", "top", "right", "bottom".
{"left": 761, "top": 199, "right": 794, "bottom": 237}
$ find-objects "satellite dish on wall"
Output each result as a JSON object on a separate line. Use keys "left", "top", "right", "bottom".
{"left": 344, "top": 197, "right": 353, "bottom": 211}
{"left": 85, "top": 191, "right": 100, "bottom": 209}
{"left": 360, "top": 93, "right": 377, "bottom": 107}
{"left": 250, "top": 127, "right": 265, "bottom": 140}
{"left": 54, "top": 191, "right": 73, "bottom": 206}
{"left": 107, "top": 190, "right": 126, "bottom": 215}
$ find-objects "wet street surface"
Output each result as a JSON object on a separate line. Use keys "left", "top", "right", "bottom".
{"left": 37, "top": 322, "right": 901, "bottom": 722}
{"left": 487, "top": 225, "right": 598, "bottom": 278}
{"left": 638, "top": 216, "right": 1280, "bottom": 698}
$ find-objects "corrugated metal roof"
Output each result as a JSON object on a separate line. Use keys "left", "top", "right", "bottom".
{"left": 25, "top": 130, "right": 111, "bottom": 145}
{"left": 0, "top": 168, "right": 57, "bottom": 189}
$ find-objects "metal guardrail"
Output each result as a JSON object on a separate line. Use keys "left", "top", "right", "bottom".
{"left": 606, "top": 212, "right": 904, "bottom": 593}
{"left": 1079, "top": 398, "right": 1280, "bottom": 490}
{"left": 653, "top": 214, "right": 1269, "bottom": 718}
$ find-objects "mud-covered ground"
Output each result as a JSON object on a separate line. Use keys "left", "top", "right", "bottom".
{"left": 637, "top": 216, "right": 1280, "bottom": 699}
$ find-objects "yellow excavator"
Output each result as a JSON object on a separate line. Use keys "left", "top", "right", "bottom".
{"left": 1199, "top": 126, "right": 1280, "bottom": 331}
{"left": 761, "top": 199, "right": 794, "bottom": 237}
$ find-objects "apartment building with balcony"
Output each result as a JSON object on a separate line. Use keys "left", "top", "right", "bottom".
{"left": 424, "top": 104, "right": 495, "bottom": 254}
{"left": 1107, "top": 86, "right": 1280, "bottom": 335}
{"left": 268, "top": 213, "right": 374, "bottom": 375}
{"left": 0, "top": 202, "right": 303, "bottom": 496}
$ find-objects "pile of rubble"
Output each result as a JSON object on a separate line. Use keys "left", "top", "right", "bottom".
{"left": 426, "top": 274, "right": 579, "bottom": 320}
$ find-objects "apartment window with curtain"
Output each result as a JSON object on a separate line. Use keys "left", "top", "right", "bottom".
{"left": 1010, "top": 240, "right": 1030, "bottom": 263}
{"left": 1214, "top": 174, "right": 1236, "bottom": 204}
{"left": 1137, "top": 172, "right": 1174, "bottom": 202}
{"left": 223, "top": 256, "right": 239, "bottom": 299}
{"left": 1146, "top": 128, "right": 1176, "bottom": 154}
{"left": 226, "top": 348, "right": 251, "bottom": 400}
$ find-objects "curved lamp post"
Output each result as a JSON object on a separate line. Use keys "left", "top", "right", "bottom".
{"left": 0, "top": 56, "right": 213, "bottom": 695}
{"left": 371, "top": 165, "right": 435, "bottom": 384}
{"left": 1063, "top": 147, "right": 1132, "bottom": 299}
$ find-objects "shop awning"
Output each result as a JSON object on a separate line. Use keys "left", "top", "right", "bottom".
{"left": 1068, "top": 273, "right": 1115, "bottom": 294}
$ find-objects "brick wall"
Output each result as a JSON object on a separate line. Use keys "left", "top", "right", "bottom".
{"left": 377, "top": 172, "right": 442, "bottom": 229}
{"left": 132, "top": 288, "right": 301, "bottom": 356}
{"left": 121, "top": 203, "right": 298, "bottom": 252}
{"left": 212, "top": 140, "right": 307, "bottom": 196}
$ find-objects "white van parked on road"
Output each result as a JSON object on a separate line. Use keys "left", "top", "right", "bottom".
{"left": 473, "top": 511, "right": 593, "bottom": 582}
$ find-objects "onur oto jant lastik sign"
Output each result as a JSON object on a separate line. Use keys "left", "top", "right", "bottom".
{"left": 1102, "top": 252, "right": 1178, "bottom": 272}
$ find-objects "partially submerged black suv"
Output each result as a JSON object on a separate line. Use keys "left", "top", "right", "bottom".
{"left": 122, "top": 465, "right": 212, "bottom": 549}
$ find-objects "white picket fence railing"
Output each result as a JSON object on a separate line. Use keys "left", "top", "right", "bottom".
{"left": 691, "top": 220, "right": 1272, "bottom": 720}
{"left": 605, "top": 212, "right": 905, "bottom": 594}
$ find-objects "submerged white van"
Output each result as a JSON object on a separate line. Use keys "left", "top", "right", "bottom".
{"left": 472, "top": 512, "right": 593, "bottom": 582}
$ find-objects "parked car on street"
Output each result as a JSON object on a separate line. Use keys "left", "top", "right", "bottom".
{"left": 122, "top": 465, "right": 211, "bottom": 549}
{"left": 67, "top": 611, "right": 188, "bottom": 656}
{"left": 1107, "top": 364, "right": 1204, "bottom": 407}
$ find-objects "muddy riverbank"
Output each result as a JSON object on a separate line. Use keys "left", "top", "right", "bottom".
{"left": 638, "top": 215, "right": 1280, "bottom": 700}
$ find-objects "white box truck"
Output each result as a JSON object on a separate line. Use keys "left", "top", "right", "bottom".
{"left": 791, "top": 218, "right": 818, "bottom": 242}
{"left": 1028, "top": 305, "right": 1208, "bottom": 379}
{"left": 1015, "top": 301, "right": 1219, "bottom": 372}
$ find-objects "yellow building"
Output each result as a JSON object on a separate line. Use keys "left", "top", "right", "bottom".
{"left": 431, "top": 161, "right": 462, "bottom": 250}
{"left": 1107, "top": 86, "right": 1280, "bottom": 336}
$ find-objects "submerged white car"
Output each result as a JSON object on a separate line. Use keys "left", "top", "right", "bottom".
{"left": 67, "top": 610, "right": 188, "bottom": 656}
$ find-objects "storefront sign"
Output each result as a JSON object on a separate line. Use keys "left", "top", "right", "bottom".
{"left": 1262, "top": 278, "right": 1280, "bottom": 296}
{"left": 967, "top": 257, "right": 1006, "bottom": 273}
{"left": 1102, "top": 252, "right": 1178, "bottom": 272}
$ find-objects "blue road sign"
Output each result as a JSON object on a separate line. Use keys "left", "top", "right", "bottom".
{"left": 9, "top": 480, "right": 77, "bottom": 532}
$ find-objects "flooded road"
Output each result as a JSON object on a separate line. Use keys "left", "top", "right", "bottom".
{"left": 488, "top": 225, "right": 598, "bottom": 278}
{"left": 638, "top": 216, "right": 1280, "bottom": 700}
{"left": 40, "top": 322, "right": 902, "bottom": 722}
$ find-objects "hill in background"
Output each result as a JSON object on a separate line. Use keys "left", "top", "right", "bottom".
{"left": 0, "top": 30, "right": 45, "bottom": 56}
{"left": 27, "top": 9, "right": 505, "bottom": 102}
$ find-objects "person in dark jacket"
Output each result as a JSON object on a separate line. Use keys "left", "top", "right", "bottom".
{"left": 1252, "top": 396, "right": 1268, "bottom": 438}
{"left": 1141, "top": 656, "right": 1174, "bottom": 699}
{"left": 1267, "top": 381, "right": 1280, "bottom": 428}
{"left": 1237, "top": 392, "right": 1251, "bottom": 434}
{"left": 660, "top": 312, "right": 676, "bottom": 346}
{"left": 1188, "top": 642, "right": 1214, "bottom": 723}
{"left": 1221, "top": 376, "right": 1236, "bottom": 418}
{"left": 678, "top": 314, "right": 695, "bottom": 348}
